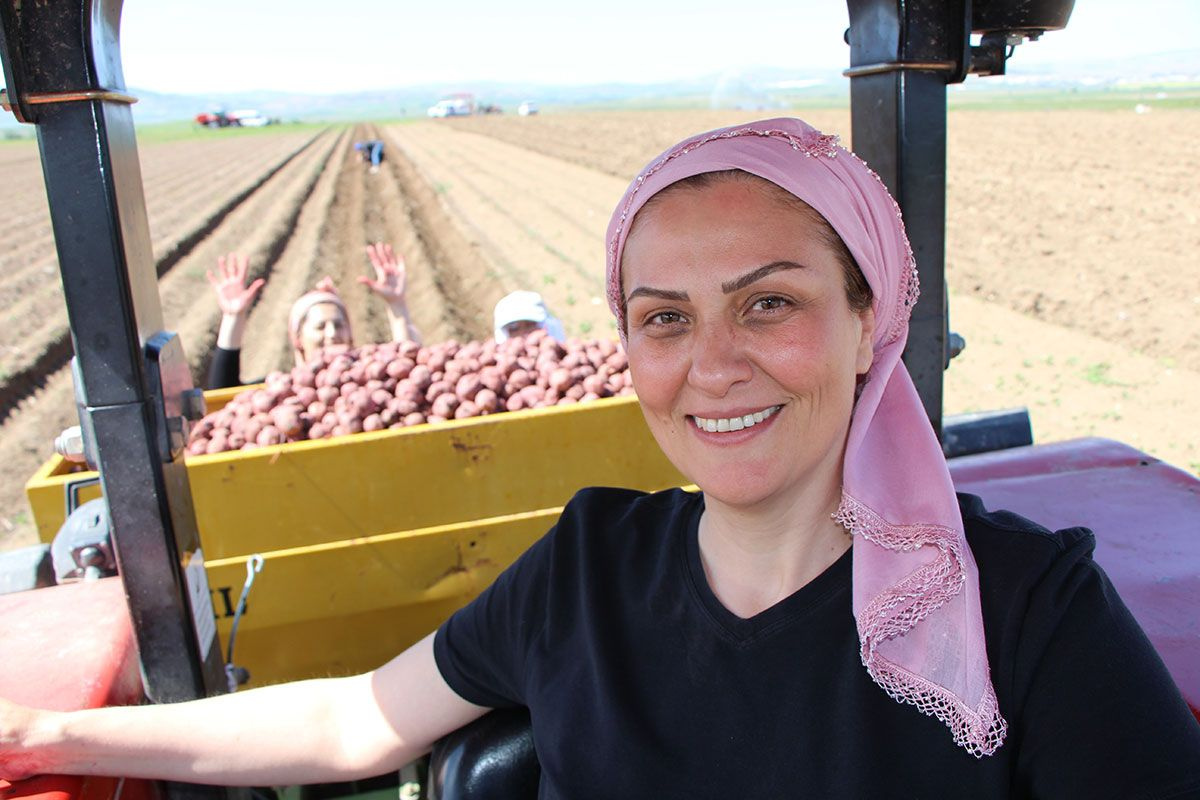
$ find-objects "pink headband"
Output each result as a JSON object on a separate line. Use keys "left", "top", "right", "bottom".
{"left": 288, "top": 277, "right": 352, "bottom": 350}
{"left": 605, "top": 118, "right": 1005, "bottom": 756}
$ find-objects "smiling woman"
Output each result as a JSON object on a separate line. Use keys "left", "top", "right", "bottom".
{"left": 621, "top": 175, "right": 875, "bottom": 521}
{"left": 431, "top": 118, "right": 1200, "bottom": 795}
{"left": 2, "top": 118, "right": 1199, "bottom": 798}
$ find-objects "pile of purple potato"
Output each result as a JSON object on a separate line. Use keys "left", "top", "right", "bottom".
{"left": 187, "top": 329, "right": 633, "bottom": 455}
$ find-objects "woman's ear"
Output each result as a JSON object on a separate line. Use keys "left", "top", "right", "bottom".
{"left": 855, "top": 306, "right": 876, "bottom": 376}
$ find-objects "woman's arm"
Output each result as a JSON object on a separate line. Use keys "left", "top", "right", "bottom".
{"left": 360, "top": 243, "right": 422, "bottom": 345}
{"left": 1, "top": 633, "right": 488, "bottom": 786}
{"left": 207, "top": 253, "right": 265, "bottom": 353}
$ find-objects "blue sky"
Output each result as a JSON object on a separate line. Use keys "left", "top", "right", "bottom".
{"left": 120, "top": 1, "right": 1199, "bottom": 94}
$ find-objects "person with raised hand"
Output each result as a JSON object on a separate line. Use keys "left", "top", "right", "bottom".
{"left": 205, "top": 243, "right": 421, "bottom": 389}
{"left": 205, "top": 252, "right": 266, "bottom": 389}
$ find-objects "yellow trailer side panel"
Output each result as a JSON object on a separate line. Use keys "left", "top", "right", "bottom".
{"left": 205, "top": 507, "right": 559, "bottom": 685}
{"left": 27, "top": 392, "right": 688, "bottom": 685}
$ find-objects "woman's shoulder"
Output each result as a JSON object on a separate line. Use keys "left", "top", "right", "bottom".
{"left": 550, "top": 486, "right": 700, "bottom": 559}
{"left": 957, "top": 491, "right": 1096, "bottom": 583}
{"left": 957, "top": 491, "right": 1112, "bottom": 642}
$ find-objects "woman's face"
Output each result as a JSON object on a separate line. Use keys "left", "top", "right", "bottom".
{"left": 503, "top": 319, "right": 543, "bottom": 340}
{"left": 298, "top": 302, "right": 351, "bottom": 362}
{"left": 621, "top": 179, "right": 875, "bottom": 511}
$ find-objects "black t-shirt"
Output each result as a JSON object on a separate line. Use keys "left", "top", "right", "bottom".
{"left": 434, "top": 488, "right": 1200, "bottom": 799}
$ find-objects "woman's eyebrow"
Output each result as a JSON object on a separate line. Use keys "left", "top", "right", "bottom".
{"left": 625, "top": 286, "right": 690, "bottom": 304}
{"left": 721, "top": 261, "right": 807, "bottom": 294}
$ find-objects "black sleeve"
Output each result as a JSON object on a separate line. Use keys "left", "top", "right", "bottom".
{"left": 207, "top": 346, "right": 243, "bottom": 390}
{"left": 1014, "top": 528, "right": 1200, "bottom": 799}
{"left": 433, "top": 525, "right": 554, "bottom": 709}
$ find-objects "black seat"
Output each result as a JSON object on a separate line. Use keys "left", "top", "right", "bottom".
{"left": 428, "top": 707, "right": 540, "bottom": 800}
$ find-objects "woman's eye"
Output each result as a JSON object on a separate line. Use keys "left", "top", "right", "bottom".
{"left": 647, "top": 310, "right": 685, "bottom": 326}
{"left": 751, "top": 295, "right": 790, "bottom": 312}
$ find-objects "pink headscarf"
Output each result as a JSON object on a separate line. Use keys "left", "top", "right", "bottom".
{"left": 288, "top": 276, "right": 352, "bottom": 352}
{"left": 606, "top": 118, "right": 1006, "bottom": 756}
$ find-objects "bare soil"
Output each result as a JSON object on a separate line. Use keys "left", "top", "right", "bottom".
{"left": 1, "top": 108, "right": 1195, "bottom": 550}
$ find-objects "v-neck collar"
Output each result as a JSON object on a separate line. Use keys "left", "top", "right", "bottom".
{"left": 678, "top": 491, "right": 852, "bottom": 646}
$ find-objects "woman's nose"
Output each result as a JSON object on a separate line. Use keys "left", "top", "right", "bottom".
{"left": 687, "top": 317, "right": 752, "bottom": 397}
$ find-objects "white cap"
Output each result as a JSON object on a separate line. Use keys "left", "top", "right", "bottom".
{"left": 494, "top": 290, "right": 564, "bottom": 342}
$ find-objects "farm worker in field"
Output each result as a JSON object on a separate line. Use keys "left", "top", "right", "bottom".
{"left": 205, "top": 242, "right": 421, "bottom": 389}
{"left": 4, "top": 118, "right": 1199, "bottom": 796}
{"left": 492, "top": 290, "right": 566, "bottom": 343}
{"left": 354, "top": 139, "right": 384, "bottom": 173}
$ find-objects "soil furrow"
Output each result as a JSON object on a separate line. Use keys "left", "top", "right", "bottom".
{"left": 0, "top": 128, "right": 344, "bottom": 548}
{"left": 150, "top": 130, "right": 328, "bottom": 280}
{"left": 364, "top": 126, "right": 472, "bottom": 343}
{"left": 162, "top": 129, "right": 345, "bottom": 381}
{"left": 0, "top": 131, "right": 328, "bottom": 416}
{"left": 0, "top": 132, "right": 319, "bottom": 312}
{"left": 378, "top": 125, "right": 503, "bottom": 342}
{"left": 0, "top": 134, "right": 314, "bottom": 310}
{"left": 384, "top": 122, "right": 619, "bottom": 339}
{"left": 387, "top": 126, "right": 532, "bottom": 290}
{"left": 316, "top": 125, "right": 380, "bottom": 347}
{"left": 240, "top": 127, "right": 356, "bottom": 380}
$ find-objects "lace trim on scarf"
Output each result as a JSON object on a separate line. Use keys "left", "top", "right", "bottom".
{"left": 606, "top": 126, "right": 920, "bottom": 347}
{"left": 834, "top": 492, "right": 1009, "bottom": 757}
{"left": 840, "top": 150, "right": 921, "bottom": 348}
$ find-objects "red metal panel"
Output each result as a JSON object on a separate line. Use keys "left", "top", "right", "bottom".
{"left": 950, "top": 437, "right": 1200, "bottom": 718}
{"left": 0, "top": 579, "right": 157, "bottom": 800}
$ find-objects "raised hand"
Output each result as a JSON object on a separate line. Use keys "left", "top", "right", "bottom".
{"left": 359, "top": 242, "right": 408, "bottom": 308}
{"left": 206, "top": 253, "right": 265, "bottom": 317}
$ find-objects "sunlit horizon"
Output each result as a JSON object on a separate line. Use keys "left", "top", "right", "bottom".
{"left": 120, "top": 0, "right": 1199, "bottom": 95}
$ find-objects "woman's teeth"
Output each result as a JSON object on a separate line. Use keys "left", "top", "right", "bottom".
{"left": 692, "top": 405, "right": 780, "bottom": 433}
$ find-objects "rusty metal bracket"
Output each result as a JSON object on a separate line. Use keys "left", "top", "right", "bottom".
{"left": 0, "top": 87, "right": 136, "bottom": 113}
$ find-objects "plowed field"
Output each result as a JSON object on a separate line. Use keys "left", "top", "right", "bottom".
{"left": 1, "top": 109, "right": 1196, "bottom": 550}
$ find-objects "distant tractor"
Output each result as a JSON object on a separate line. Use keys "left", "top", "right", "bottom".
{"left": 194, "top": 109, "right": 231, "bottom": 127}
{"left": 194, "top": 108, "right": 273, "bottom": 128}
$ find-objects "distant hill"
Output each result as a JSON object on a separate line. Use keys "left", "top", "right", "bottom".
{"left": 1, "top": 50, "right": 1195, "bottom": 132}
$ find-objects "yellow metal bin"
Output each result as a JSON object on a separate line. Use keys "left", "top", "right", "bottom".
{"left": 26, "top": 389, "right": 686, "bottom": 686}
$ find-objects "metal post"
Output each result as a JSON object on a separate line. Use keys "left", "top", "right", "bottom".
{"left": 1, "top": 6, "right": 239, "bottom": 796}
{"left": 844, "top": 0, "right": 968, "bottom": 437}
